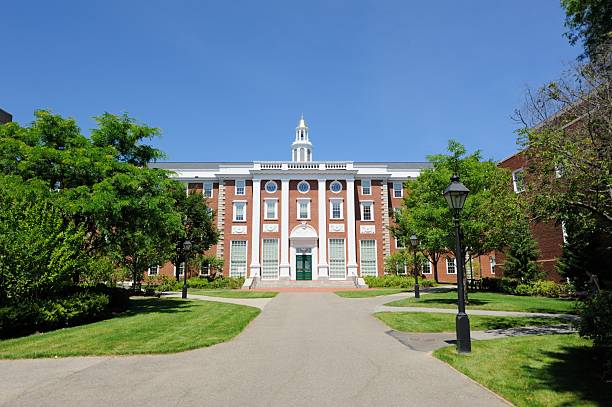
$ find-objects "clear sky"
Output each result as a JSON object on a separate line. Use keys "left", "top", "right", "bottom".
{"left": 1, "top": 1, "right": 579, "bottom": 163}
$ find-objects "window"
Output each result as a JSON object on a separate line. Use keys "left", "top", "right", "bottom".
{"left": 203, "top": 181, "right": 213, "bottom": 198}
{"left": 265, "top": 180, "right": 278, "bottom": 193}
{"left": 330, "top": 199, "right": 343, "bottom": 220}
{"left": 148, "top": 265, "right": 159, "bottom": 276}
{"left": 330, "top": 181, "right": 342, "bottom": 193}
{"left": 361, "top": 179, "right": 371, "bottom": 195}
{"left": 361, "top": 201, "right": 373, "bottom": 221}
{"left": 393, "top": 182, "right": 403, "bottom": 198}
{"left": 174, "top": 262, "right": 185, "bottom": 276}
{"left": 297, "top": 199, "right": 310, "bottom": 219}
{"left": 261, "top": 239, "right": 279, "bottom": 279}
{"left": 200, "top": 264, "right": 210, "bottom": 276}
{"left": 264, "top": 199, "right": 277, "bottom": 220}
{"left": 446, "top": 257, "right": 456, "bottom": 274}
{"left": 230, "top": 240, "right": 247, "bottom": 277}
{"left": 297, "top": 181, "right": 310, "bottom": 193}
{"left": 233, "top": 201, "right": 246, "bottom": 222}
{"left": 512, "top": 169, "right": 525, "bottom": 193}
{"left": 329, "top": 239, "right": 346, "bottom": 279}
{"left": 489, "top": 256, "right": 496, "bottom": 274}
{"left": 395, "top": 237, "right": 404, "bottom": 248}
{"left": 360, "top": 240, "right": 377, "bottom": 276}
{"left": 422, "top": 260, "right": 432, "bottom": 274}
{"left": 235, "top": 180, "right": 245, "bottom": 195}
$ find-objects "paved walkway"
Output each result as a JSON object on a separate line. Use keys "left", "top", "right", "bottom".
{"left": 164, "top": 292, "right": 274, "bottom": 309}
{"left": 0, "top": 292, "right": 509, "bottom": 407}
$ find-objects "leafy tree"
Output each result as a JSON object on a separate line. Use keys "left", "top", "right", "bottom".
{"left": 393, "top": 141, "right": 523, "bottom": 300}
{"left": 0, "top": 178, "right": 86, "bottom": 305}
{"left": 169, "top": 188, "right": 219, "bottom": 280}
{"left": 502, "top": 220, "right": 542, "bottom": 281}
{"left": 561, "top": 0, "right": 612, "bottom": 60}
{"left": 384, "top": 250, "right": 412, "bottom": 275}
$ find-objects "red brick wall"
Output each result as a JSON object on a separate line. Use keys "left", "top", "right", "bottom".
{"left": 355, "top": 179, "right": 385, "bottom": 276}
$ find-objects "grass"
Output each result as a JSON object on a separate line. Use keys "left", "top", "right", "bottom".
{"left": 374, "top": 312, "right": 566, "bottom": 333}
{"left": 335, "top": 288, "right": 411, "bottom": 298}
{"left": 187, "top": 289, "right": 278, "bottom": 298}
{"left": 434, "top": 334, "right": 611, "bottom": 406}
{"left": 385, "top": 290, "right": 578, "bottom": 314}
{"left": 0, "top": 298, "right": 260, "bottom": 358}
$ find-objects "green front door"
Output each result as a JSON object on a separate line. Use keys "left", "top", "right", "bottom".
{"left": 296, "top": 254, "right": 312, "bottom": 280}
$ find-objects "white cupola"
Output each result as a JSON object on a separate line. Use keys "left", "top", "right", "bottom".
{"left": 291, "top": 114, "right": 313, "bottom": 162}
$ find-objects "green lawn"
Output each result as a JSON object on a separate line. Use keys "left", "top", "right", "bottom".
{"left": 187, "top": 289, "right": 278, "bottom": 298}
{"left": 434, "top": 334, "right": 611, "bottom": 406}
{"left": 335, "top": 288, "right": 411, "bottom": 298}
{"left": 375, "top": 312, "right": 566, "bottom": 333}
{"left": 0, "top": 298, "right": 260, "bottom": 358}
{"left": 385, "top": 291, "right": 577, "bottom": 314}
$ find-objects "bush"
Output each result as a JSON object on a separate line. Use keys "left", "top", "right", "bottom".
{"left": 364, "top": 275, "right": 437, "bottom": 289}
{"left": 578, "top": 291, "right": 612, "bottom": 381}
{"left": 0, "top": 290, "right": 121, "bottom": 339}
{"left": 481, "top": 277, "right": 572, "bottom": 298}
{"left": 145, "top": 275, "right": 245, "bottom": 292}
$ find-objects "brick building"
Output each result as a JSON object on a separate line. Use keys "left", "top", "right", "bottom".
{"left": 0, "top": 108, "right": 12, "bottom": 124}
{"left": 149, "top": 116, "right": 485, "bottom": 285}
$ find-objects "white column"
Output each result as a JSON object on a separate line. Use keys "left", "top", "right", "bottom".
{"left": 317, "top": 179, "right": 329, "bottom": 279}
{"left": 346, "top": 178, "right": 358, "bottom": 277}
{"left": 279, "top": 179, "right": 291, "bottom": 278}
{"left": 249, "top": 179, "right": 261, "bottom": 277}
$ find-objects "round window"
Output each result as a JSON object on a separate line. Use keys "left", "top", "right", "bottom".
{"left": 297, "top": 181, "right": 310, "bottom": 194}
{"left": 265, "top": 181, "right": 278, "bottom": 193}
{"left": 330, "top": 181, "right": 342, "bottom": 193}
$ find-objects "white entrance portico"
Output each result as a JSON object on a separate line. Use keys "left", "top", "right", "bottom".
{"left": 289, "top": 223, "right": 318, "bottom": 280}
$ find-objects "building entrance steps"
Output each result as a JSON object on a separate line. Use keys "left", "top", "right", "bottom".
{"left": 252, "top": 277, "right": 362, "bottom": 289}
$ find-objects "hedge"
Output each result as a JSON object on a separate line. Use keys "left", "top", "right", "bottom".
{"left": 481, "top": 277, "right": 571, "bottom": 298}
{"left": 364, "top": 275, "right": 437, "bottom": 289}
{"left": 145, "top": 275, "right": 245, "bottom": 292}
{"left": 0, "top": 286, "right": 130, "bottom": 339}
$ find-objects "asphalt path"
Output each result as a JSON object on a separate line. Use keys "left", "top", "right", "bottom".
{"left": 0, "top": 292, "right": 509, "bottom": 407}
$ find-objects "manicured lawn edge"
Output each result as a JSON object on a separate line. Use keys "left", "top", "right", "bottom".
{"left": 433, "top": 335, "right": 611, "bottom": 407}
{"left": 0, "top": 298, "right": 260, "bottom": 359}
{"left": 374, "top": 312, "right": 568, "bottom": 333}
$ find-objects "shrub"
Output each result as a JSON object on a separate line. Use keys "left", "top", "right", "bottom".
{"left": 481, "top": 277, "right": 572, "bottom": 298}
{"left": 364, "top": 275, "right": 437, "bottom": 289}
{"left": 578, "top": 291, "right": 612, "bottom": 381}
{"left": 514, "top": 283, "right": 534, "bottom": 296}
{"left": 0, "top": 290, "right": 119, "bottom": 339}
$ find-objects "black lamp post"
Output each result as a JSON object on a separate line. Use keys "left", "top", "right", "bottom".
{"left": 182, "top": 240, "right": 192, "bottom": 299}
{"left": 409, "top": 234, "right": 420, "bottom": 299}
{"left": 443, "top": 175, "right": 471, "bottom": 354}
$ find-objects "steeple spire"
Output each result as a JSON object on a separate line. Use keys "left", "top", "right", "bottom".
{"left": 291, "top": 114, "right": 313, "bottom": 162}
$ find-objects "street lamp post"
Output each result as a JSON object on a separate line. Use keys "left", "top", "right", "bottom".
{"left": 409, "top": 234, "right": 420, "bottom": 299}
{"left": 443, "top": 175, "right": 471, "bottom": 354}
{"left": 182, "top": 240, "right": 192, "bottom": 299}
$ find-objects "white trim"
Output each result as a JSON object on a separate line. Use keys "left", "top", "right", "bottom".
{"left": 297, "top": 180, "right": 310, "bottom": 194}
{"left": 279, "top": 179, "right": 290, "bottom": 277}
{"left": 229, "top": 240, "right": 248, "bottom": 278}
{"left": 512, "top": 168, "right": 525, "bottom": 193}
{"left": 317, "top": 179, "right": 329, "bottom": 277}
{"left": 346, "top": 178, "right": 358, "bottom": 276}
{"left": 421, "top": 260, "right": 432, "bottom": 274}
{"left": 264, "top": 198, "right": 278, "bottom": 220}
{"left": 173, "top": 262, "right": 185, "bottom": 276}
{"left": 446, "top": 256, "right": 457, "bottom": 274}
{"left": 329, "top": 180, "right": 342, "bottom": 193}
{"left": 359, "top": 239, "right": 377, "bottom": 276}
{"left": 250, "top": 179, "right": 261, "bottom": 277}
{"left": 489, "top": 256, "right": 496, "bottom": 275}
{"left": 235, "top": 179, "right": 245, "bottom": 196}
{"left": 361, "top": 179, "right": 371, "bottom": 195}
{"left": 264, "top": 180, "right": 278, "bottom": 193}
{"left": 392, "top": 182, "right": 403, "bottom": 198}
{"left": 232, "top": 201, "right": 247, "bottom": 222}
{"left": 329, "top": 198, "right": 344, "bottom": 220}
{"left": 296, "top": 198, "right": 311, "bottom": 220}
{"left": 360, "top": 200, "right": 374, "bottom": 221}
{"left": 148, "top": 265, "right": 159, "bottom": 276}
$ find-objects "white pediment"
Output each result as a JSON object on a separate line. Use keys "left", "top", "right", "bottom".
{"left": 290, "top": 223, "right": 318, "bottom": 239}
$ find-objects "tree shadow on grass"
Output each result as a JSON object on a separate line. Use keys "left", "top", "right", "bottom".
{"left": 413, "top": 298, "right": 490, "bottom": 307}
{"left": 523, "top": 345, "right": 612, "bottom": 406}
{"left": 119, "top": 298, "right": 197, "bottom": 317}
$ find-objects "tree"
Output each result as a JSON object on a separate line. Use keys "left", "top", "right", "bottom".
{"left": 383, "top": 250, "right": 412, "bottom": 275}
{"left": 393, "top": 141, "right": 523, "bottom": 300}
{"left": 561, "top": 0, "right": 612, "bottom": 60}
{"left": 514, "top": 47, "right": 612, "bottom": 286}
{"left": 169, "top": 188, "right": 219, "bottom": 280}
{"left": 502, "top": 220, "right": 542, "bottom": 281}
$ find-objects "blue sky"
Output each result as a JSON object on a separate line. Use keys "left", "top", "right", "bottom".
{"left": 1, "top": 1, "right": 578, "bottom": 162}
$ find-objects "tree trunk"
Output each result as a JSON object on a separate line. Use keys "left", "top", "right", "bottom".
{"left": 432, "top": 256, "right": 440, "bottom": 284}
